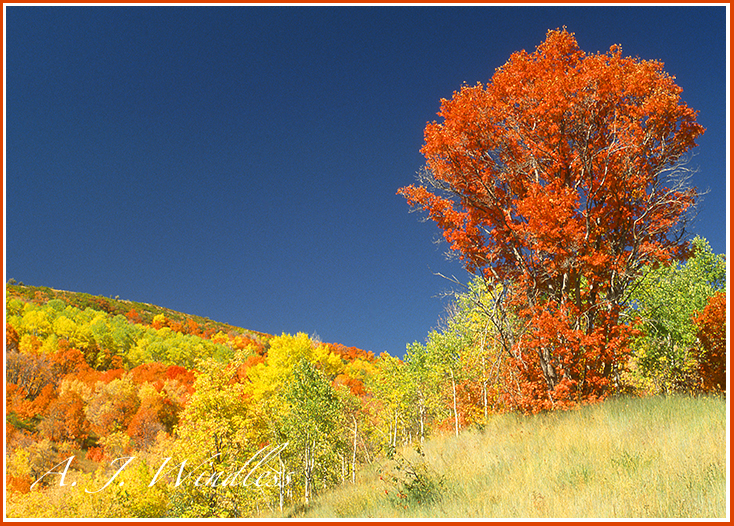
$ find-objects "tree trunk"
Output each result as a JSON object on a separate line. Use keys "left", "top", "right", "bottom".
{"left": 393, "top": 409, "right": 398, "bottom": 448}
{"left": 538, "top": 346, "right": 558, "bottom": 390}
{"left": 303, "top": 442, "right": 310, "bottom": 506}
{"left": 351, "top": 415, "right": 358, "bottom": 484}
{"left": 481, "top": 327, "right": 489, "bottom": 420}
{"left": 450, "top": 369, "right": 459, "bottom": 437}
{"left": 303, "top": 438, "right": 316, "bottom": 506}
{"left": 482, "top": 354, "right": 488, "bottom": 420}
{"left": 278, "top": 450, "right": 286, "bottom": 513}
{"left": 419, "top": 396, "right": 425, "bottom": 443}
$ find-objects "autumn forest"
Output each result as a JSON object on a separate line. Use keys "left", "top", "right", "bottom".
{"left": 4, "top": 29, "right": 727, "bottom": 518}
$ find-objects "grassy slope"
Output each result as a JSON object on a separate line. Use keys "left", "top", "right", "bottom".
{"left": 300, "top": 395, "right": 728, "bottom": 519}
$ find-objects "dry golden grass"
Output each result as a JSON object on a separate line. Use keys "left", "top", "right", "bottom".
{"left": 300, "top": 394, "right": 728, "bottom": 519}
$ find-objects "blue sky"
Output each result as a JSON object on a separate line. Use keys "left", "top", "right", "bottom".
{"left": 4, "top": 5, "right": 728, "bottom": 357}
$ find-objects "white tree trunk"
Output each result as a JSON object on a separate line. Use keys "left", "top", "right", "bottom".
{"left": 303, "top": 438, "right": 316, "bottom": 506}
{"left": 450, "top": 368, "right": 459, "bottom": 437}
{"left": 393, "top": 409, "right": 398, "bottom": 448}
{"left": 278, "top": 451, "right": 285, "bottom": 513}
{"left": 351, "top": 415, "right": 358, "bottom": 484}
{"left": 482, "top": 352, "right": 488, "bottom": 420}
{"left": 419, "top": 396, "right": 425, "bottom": 443}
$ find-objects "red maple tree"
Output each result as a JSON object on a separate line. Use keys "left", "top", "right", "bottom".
{"left": 400, "top": 29, "right": 704, "bottom": 411}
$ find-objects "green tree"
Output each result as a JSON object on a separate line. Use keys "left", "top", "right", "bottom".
{"left": 406, "top": 275, "right": 516, "bottom": 435}
{"left": 365, "top": 353, "right": 416, "bottom": 454}
{"left": 279, "top": 359, "right": 346, "bottom": 508}
{"left": 404, "top": 341, "right": 443, "bottom": 442}
{"left": 423, "top": 326, "right": 467, "bottom": 437}
{"left": 245, "top": 333, "right": 362, "bottom": 511}
{"left": 624, "top": 236, "right": 726, "bottom": 393}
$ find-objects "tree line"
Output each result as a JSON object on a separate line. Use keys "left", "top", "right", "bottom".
{"left": 5, "top": 233, "right": 724, "bottom": 517}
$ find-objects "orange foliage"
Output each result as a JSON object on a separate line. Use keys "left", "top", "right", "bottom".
{"left": 127, "top": 404, "right": 167, "bottom": 449}
{"left": 186, "top": 318, "right": 201, "bottom": 336}
{"left": 165, "top": 364, "right": 196, "bottom": 393}
{"left": 456, "top": 379, "right": 487, "bottom": 427}
{"left": 151, "top": 315, "right": 168, "bottom": 330}
{"left": 6, "top": 474, "right": 32, "bottom": 494}
{"left": 234, "top": 354, "right": 265, "bottom": 383}
{"left": 327, "top": 343, "right": 376, "bottom": 362}
{"left": 98, "top": 368, "right": 125, "bottom": 383}
{"left": 129, "top": 362, "right": 169, "bottom": 389}
{"left": 64, "top": 365, "right": 101, "bottom": 388}
{"left": 6, "top": 323, "right": 19, "bottom": 353}
{"left": 50, "top": 348, "right": 92, "bottom": 379}
{"left": 323, "top": 343, "right": 375, "bottom": 397}
{"left": 694, "top": 291, "right": 727, "bottom": 392}
{"left": 32, "top": 290, "right": 49, "bottom": 305}
{"left": 334, "top": 373, "right": 366, "bottom": 397}
{"left": 29, "top": 383, "right": 57, "bottom": 416}
{"left": 6, "top": 383, "right": 34, "bottom": 420}
{"left": 39, "top": 390, "right": 90, "bottom": 445}
{"left": 86, "top": 446, "right": 106, "bottom": 463}
{"left": 399, "top": 29, "right": 702, "bottom": 411}
{"left": 232, "top": 334, "right": 266, "bottom": 355}
{"left": 125, "top": 307, "right": 143, "bottom": 324}
{"left": 6, "top": 350, "right": 54, "bottom": 400}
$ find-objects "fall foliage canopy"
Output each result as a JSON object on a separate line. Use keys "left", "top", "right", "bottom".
{"left": 694, "top": 291, "right": 727, "bottom": 392}
{"left": 399, "top": 29, "right": 705, "bottom": 410}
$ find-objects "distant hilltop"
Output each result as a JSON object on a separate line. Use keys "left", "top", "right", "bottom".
{"left": 5, "top": 281, "right": 271, "bottom": 342}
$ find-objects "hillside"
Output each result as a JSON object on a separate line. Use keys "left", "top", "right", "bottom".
{"left": 4, "top": 283, "right": 726, "bottom": 519}
{"left": 5, "top": 282, "right": 270, "bottom": 341}
{"left": 5, "top": 282, "right": 380, "bottom": 518}
{"left": 298, "top": 394, "right": 727, "bottom": 519}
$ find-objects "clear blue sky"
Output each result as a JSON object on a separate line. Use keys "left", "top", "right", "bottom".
{"left": 4, "top": 5, "right": 728, "bottom": 357}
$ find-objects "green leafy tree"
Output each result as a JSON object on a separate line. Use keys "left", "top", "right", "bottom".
{"left": 405, "top": 275, "right": 518, "bottom": 435}
{"left": 404, "top": 341, "right": 444, "bottom": 442}
{"left": 365, "top": 353, "right": 416, "bottom": 454}
{"left": 624, "top": 236, "right": 725, "bottom": 393}
{"left": 279, "top": 359, "right": 346, "bottom": 508}
{"left": 419, "top": 326, "right": 468, "bottom": 437}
